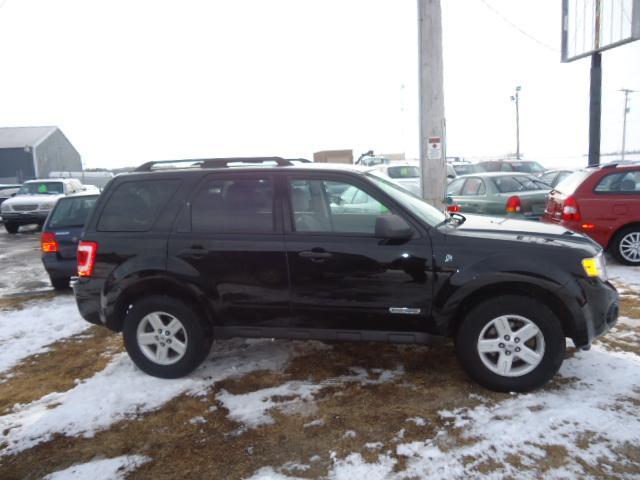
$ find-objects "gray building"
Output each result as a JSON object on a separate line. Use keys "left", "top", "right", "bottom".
{"left": 0, "top": 126, "right": 82, "bottom": 183}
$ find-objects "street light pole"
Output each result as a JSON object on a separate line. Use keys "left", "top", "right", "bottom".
{"left": 511, "top": 86, "right": 522, "bottom": 159}
{"left": 619, "top": 88, "right": 635, "bottom": 162}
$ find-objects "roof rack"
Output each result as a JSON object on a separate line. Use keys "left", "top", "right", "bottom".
{"left": 134, "top": 157, "right": 312, "bottom": 172}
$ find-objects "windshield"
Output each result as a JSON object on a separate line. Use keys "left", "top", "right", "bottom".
{"left": 366, "top": 173, "right": 446, "bottom": 226}
{"left": 509, "top": 161, "right": 546, "bottom": 173}
{"left": 18, "top": 182, "right": 64, "bottom": 195}
{"left": 554, "top": 170, "right": 591, "bottom": 194}
{"left": 452, "top": 164, "right": 479, "bottom": 176}
{"left": 493, "top": 175, "right": 550, "bottom": 193}
{"left": 387, "top": 166, "right": 419, "bottom": 179}
{"left": 48, "top": 196, "right": 98, "bottom": 228}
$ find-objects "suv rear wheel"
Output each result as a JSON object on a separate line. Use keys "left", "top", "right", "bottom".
{"left": 455, "top": 295, "right": 565, "bottom": 392}
{"left": 611, "top": 226, "right": 640, "bottom": 266}
{"left": 123, "top": 296, "right": 212, "bottom": 378}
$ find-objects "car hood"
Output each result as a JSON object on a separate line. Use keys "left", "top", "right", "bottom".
{"left": 3, "top": 194, "right": 63, "bottom": 206}
{"left": 448, "top": 214, "right": 598, "bottom": 250}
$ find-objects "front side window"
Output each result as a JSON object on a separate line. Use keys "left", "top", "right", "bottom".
{"left": 290, "top": 179, "right": 391, "bottom": 235}
{"left": 595, "top": 171, "right": 640, "bottom": 193}
{"left": 191, "top": 177, "right": 274, "bottom": 233}
{"left": 98, "top": 179, "right": 180, "bottom": 232}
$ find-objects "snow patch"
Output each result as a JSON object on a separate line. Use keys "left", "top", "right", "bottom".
{"left": 0, "top": 296, "right": 90, "bottom": 374}
{"left": 42, "top": 455, "right": 149, "bottom": 480}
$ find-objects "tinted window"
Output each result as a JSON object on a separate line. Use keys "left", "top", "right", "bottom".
{"left": 290, "top": 179, "right": 391, "bottom": 234}
{"left": 18, "top": 182, "right": 64, "bottom": 195}
{"left": 595, "top": 171, "right": 640, "bottom": 193}
{"left": 192, "top": 177, "right": 274, "bottom": 233}
{"left": 49, "top": 196, "right": 98, "bottom": 228}
{"left": 387, "top": 166, "right": 419, "bottom": 179}
{"left": 540, "top": 172, "right": 557, "bottom": 185}
{"left": 98, "top": 180, "right": 180, "bottom": 232}
{"left": 461, "top": 178, "right": 486, "bottom": 196}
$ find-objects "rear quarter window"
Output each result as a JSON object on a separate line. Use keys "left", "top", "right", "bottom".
{"left": 97, "top": 179, "right": 180, "bottom": 232}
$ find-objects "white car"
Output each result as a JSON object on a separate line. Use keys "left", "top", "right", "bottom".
{"left": 0, "top": 178, "right": 86, "bottom": 233}
{"left": 369, "top": 163, "right": 421, "bottom": 196}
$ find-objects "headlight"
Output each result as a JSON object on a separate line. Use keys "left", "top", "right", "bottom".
{"left": 582, "top": 253, "right": 607, "bottom": 280}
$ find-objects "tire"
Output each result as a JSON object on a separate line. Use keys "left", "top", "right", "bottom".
{"left": 4, "top": 223, "right": 18, "bottom": 234}
{"left": 50, "top": 276, "right": 70, "bottom": 290}
{"left": 455, "top": 295, "right": 565, "bottom": 392}
{"left": 123, "top": 295, "right": 213, "bottom": 379}
{"left": 610, "top": 226, "right": 640, "bottom": 266}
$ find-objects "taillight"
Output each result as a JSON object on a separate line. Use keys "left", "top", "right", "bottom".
{"left": 562, "top": 196, "right": 581, "bottom": 221}
{"left": 505, "top": 196, "right": 521, "bottom": 213}
{"left": 77, "top": 241, "right": 98, "bottom": 277}
{"left": 41, "top": 231, "right": 58, "bottom": 253}
{"left": 447, "top": 204, "right": 460, "bottom": 213}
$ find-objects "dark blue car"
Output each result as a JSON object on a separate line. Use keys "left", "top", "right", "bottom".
{"left": 41, "top": 193, "right": 99, "bottom": 289}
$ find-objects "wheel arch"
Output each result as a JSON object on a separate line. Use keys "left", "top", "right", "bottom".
{"left": 607, "top": 222, "right": 640, "bottom": 249}
{"left": 107, "top": 276, "right": 213, "bottom": 337}
{"left": 447, "top": 282, "right": 575, "bottom": 340}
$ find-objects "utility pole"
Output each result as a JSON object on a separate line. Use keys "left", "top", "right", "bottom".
{"left": 510, "top": 86, "right": 522, "bottom": 159}
{"left": 418, "top": 0, "right": 446, "bottom": 208}
{"left": 619, "top": 88, "right": 636, "bottom": 162}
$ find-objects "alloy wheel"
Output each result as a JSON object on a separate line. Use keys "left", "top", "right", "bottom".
{"left": 619, "top": 232, "right": 640, "bottom": 263}
{"left": 136, "top": 311, "right": 188, "bottom": 365}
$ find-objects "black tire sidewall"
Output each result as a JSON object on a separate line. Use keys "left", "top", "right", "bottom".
{"left": 123, "top": 295, "right": 212, "bottom": 379}
{"left": 611, "top": 226, "right": 640, "bottom": 266}
{"left": 4, "top": 223, "right": 18, "bottom": 234}
{"left": 455, "top": 295, "right": 566, "bottom": 392}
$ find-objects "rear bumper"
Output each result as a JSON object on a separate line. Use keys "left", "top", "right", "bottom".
{"left": 42, "top": 254, "right": 77, "bottom": 279}
{"left": 1, "top": 211, "right": 49, "bottom": 224}
{"left": 561, "top": 277, "right": 619, "bottom": 348}
{"left": 71, "top": 277, "right": 104, "bottom": 326}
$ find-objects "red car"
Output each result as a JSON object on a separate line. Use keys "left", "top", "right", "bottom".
{"left": 543, "top": 163, "right": 640, "bottom": 265}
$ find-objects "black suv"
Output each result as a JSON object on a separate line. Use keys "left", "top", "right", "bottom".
{"left": 72, "top": 158, "right": 619, "bottom": 392}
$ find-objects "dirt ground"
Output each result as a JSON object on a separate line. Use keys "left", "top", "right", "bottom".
{"left": 0, "top": 229, "right": 639, "bottom": 479}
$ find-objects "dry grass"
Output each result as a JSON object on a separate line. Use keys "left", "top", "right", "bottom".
{"left": 0, "top": 285, "right": 638, "bottom": 478}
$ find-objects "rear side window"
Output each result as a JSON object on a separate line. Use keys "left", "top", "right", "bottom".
{"left": 191, "top": 177, "right": 274, "bottom": 233}
{"left": 49, "top": 196, "right": 98, "bottom": 228}
{"left": 461, "top": 178, "right": 486, "bottom": 196}
{"left": 98, "top": 180, "right": 180, "bottom": 232}
{"left": 595, "top": 171, "right": 640, "bottom": 194}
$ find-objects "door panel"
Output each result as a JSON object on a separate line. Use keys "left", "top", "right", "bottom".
{"left": 285, "top": 175, "right": 433, "bottom": 332}
{"left": 167, "top": 174, "right": 289, "bottom": 327}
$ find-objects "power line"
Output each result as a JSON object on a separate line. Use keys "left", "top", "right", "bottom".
{"left": 477, "top": 0, "right": 559, "bottom": 53}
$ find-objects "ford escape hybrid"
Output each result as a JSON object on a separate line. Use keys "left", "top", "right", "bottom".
{"left": 72, "top": 158, "right": 619, "bottom": 392}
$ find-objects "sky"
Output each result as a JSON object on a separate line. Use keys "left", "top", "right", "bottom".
{"left": 0, "top": 0, "right": 637, "bottom": 169}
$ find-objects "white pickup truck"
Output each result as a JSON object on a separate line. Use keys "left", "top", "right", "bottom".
{"left": 0, "top": 178, "right": 88, "bottom": 233}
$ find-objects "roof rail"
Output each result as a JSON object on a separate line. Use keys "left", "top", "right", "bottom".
{"left": 134, "top": 157, "right": 311, "bottom": 172}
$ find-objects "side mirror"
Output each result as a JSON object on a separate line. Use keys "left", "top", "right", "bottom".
{"left": 375, "top": 215, "right": 413, "bottom": 240}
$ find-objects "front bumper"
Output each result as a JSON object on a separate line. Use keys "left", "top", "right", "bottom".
{"left": 561, "top": 277, "right": 619, "bottom": 348}
{"left": 1, "top": 211, "right": 49, "bottom": 224}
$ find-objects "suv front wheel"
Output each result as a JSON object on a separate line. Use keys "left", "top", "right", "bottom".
{"left": 455, "top": 295, "right": 565, "bottom": 392}
{"left": 123, "top": 295, "right": 213, "bottom": 378}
